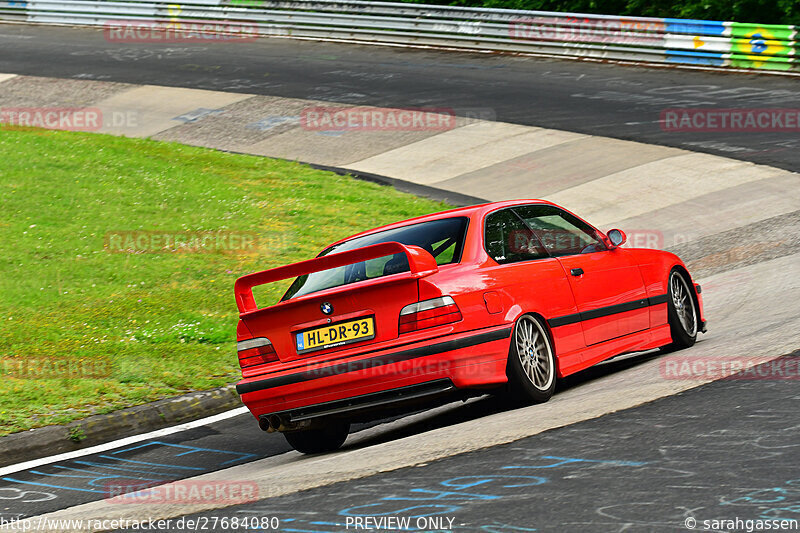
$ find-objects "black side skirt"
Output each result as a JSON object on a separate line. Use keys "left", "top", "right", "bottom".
{"left": 547, "top": 293, "right": 668, "bottom": 328}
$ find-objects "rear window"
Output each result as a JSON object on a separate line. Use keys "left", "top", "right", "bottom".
{"left": 282, "top": 217, "right": 469, "bottom": 301}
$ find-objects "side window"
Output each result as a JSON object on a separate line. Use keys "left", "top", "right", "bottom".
{"left": 484, "top": 209, "right": 548, "bottom": 264}
{"left": 282, "top": 217, "right": 468, "bottom": 301}
{"left": 514, "top": 205, "right": 607, "bottom": 257}
{"left": 430, "top": 237, "right": 457, "bottom": 265}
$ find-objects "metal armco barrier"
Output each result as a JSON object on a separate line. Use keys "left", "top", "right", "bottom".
{"left": 0, "top": 0, "right": 796, "bottom": 72}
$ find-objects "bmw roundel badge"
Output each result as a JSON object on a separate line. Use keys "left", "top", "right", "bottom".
{"left": 320, "top": 302, "right": 333, "bottom": 315}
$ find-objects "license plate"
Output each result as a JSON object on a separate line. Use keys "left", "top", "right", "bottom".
{"left": 296, "top": 316, "right": 375, "bottom": 353}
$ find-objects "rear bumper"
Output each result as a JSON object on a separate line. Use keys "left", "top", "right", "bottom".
{"left": 262, "top": 379, "right": 457, "bottom": 429}
{"left": 237, "top": 325, "right": 512, "bottom": 420}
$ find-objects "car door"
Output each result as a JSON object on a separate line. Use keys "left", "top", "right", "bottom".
{"left": 483, "top": 207, "right": 585, "bottom": 372}
{"left": 513, "top": 204, "right": 649, "bottom": 347}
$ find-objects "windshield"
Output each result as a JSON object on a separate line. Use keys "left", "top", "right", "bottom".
{"left": 282, "top": 217, "right": 469, "bottom": 301}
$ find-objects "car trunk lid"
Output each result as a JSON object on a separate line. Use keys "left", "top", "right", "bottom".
{"left": 235, "top": 242, "right": 438, "bottom": 364}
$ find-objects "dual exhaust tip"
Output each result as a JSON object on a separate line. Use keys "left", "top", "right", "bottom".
{"left": 259, "top": 413, "right": 299, "bottom": 433}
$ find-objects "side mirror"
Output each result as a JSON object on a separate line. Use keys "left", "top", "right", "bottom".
{"left": 606, "top": 229, "right": 627, "bottom": 249}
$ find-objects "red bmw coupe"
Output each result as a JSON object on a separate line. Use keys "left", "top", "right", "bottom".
{"left": 234, "top": 200, "right": 706, "bottom": 453}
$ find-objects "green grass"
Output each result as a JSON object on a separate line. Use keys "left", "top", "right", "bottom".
{"left": 0, "top": 126, "right": 451, "bottom": 436}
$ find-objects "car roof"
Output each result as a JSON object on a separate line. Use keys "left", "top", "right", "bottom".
{"left": 327, "top": 199, "right": 556, "bottom": 248}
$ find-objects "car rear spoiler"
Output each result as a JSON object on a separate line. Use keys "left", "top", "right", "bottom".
{"left": 234, "top": 241, "right": 438, "bottom": 314}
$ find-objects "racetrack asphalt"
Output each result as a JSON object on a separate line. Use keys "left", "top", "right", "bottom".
{"left": 1, "top": 24, "right": 799, "bottom": 173}
{"left": 125, "top": 352, "right": 800, "bottom": 533}
{"left": 1, "top": 347, "right": 691, "bottom": 519}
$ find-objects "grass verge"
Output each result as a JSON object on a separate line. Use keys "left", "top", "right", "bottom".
{"left": 0, "top": 126, "right": 451, "bottom": 436}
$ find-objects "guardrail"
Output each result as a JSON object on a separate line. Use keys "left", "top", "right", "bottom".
{"left": 0, "top": 0, "right": 796, "bottom": 72}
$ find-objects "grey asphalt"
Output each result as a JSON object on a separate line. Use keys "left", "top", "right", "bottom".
{"left": 0, "top": 24, "right": 799, "bottom": 173}
{"left": 130, "top": 352, "right": 800, "bottom": 533}
{"left": 0, "top": 413, "right": 286, "bottom": 521}
{"left": 0, "top": 349, "right": 660, "bottom": 520}
{"left": 2, "top": 411, "right": 472, "bottom": 520}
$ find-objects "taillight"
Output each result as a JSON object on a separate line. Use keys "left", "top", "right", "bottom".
{"left": 399, "top": 296, "right": 462, "bottom": 334}
{"left": 237, "top": 337, "right": 278, "bottom": 369}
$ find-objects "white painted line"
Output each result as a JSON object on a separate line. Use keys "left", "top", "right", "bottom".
{"left": 0, "top": 406, "right": 249, "bottom": 477}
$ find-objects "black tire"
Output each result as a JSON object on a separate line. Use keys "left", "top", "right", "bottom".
{"left": 663, "top": 269, "right": 698, "bottom": 351}
{"left": 506, "top": 315, "right": 557, "bottom": 404}
{"left": 283, "top": 421, "right": 350, "bottom": 454}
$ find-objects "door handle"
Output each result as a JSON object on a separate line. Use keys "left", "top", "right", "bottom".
{"left": 570, "top": 268, "right": 584, "bottom": 276}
